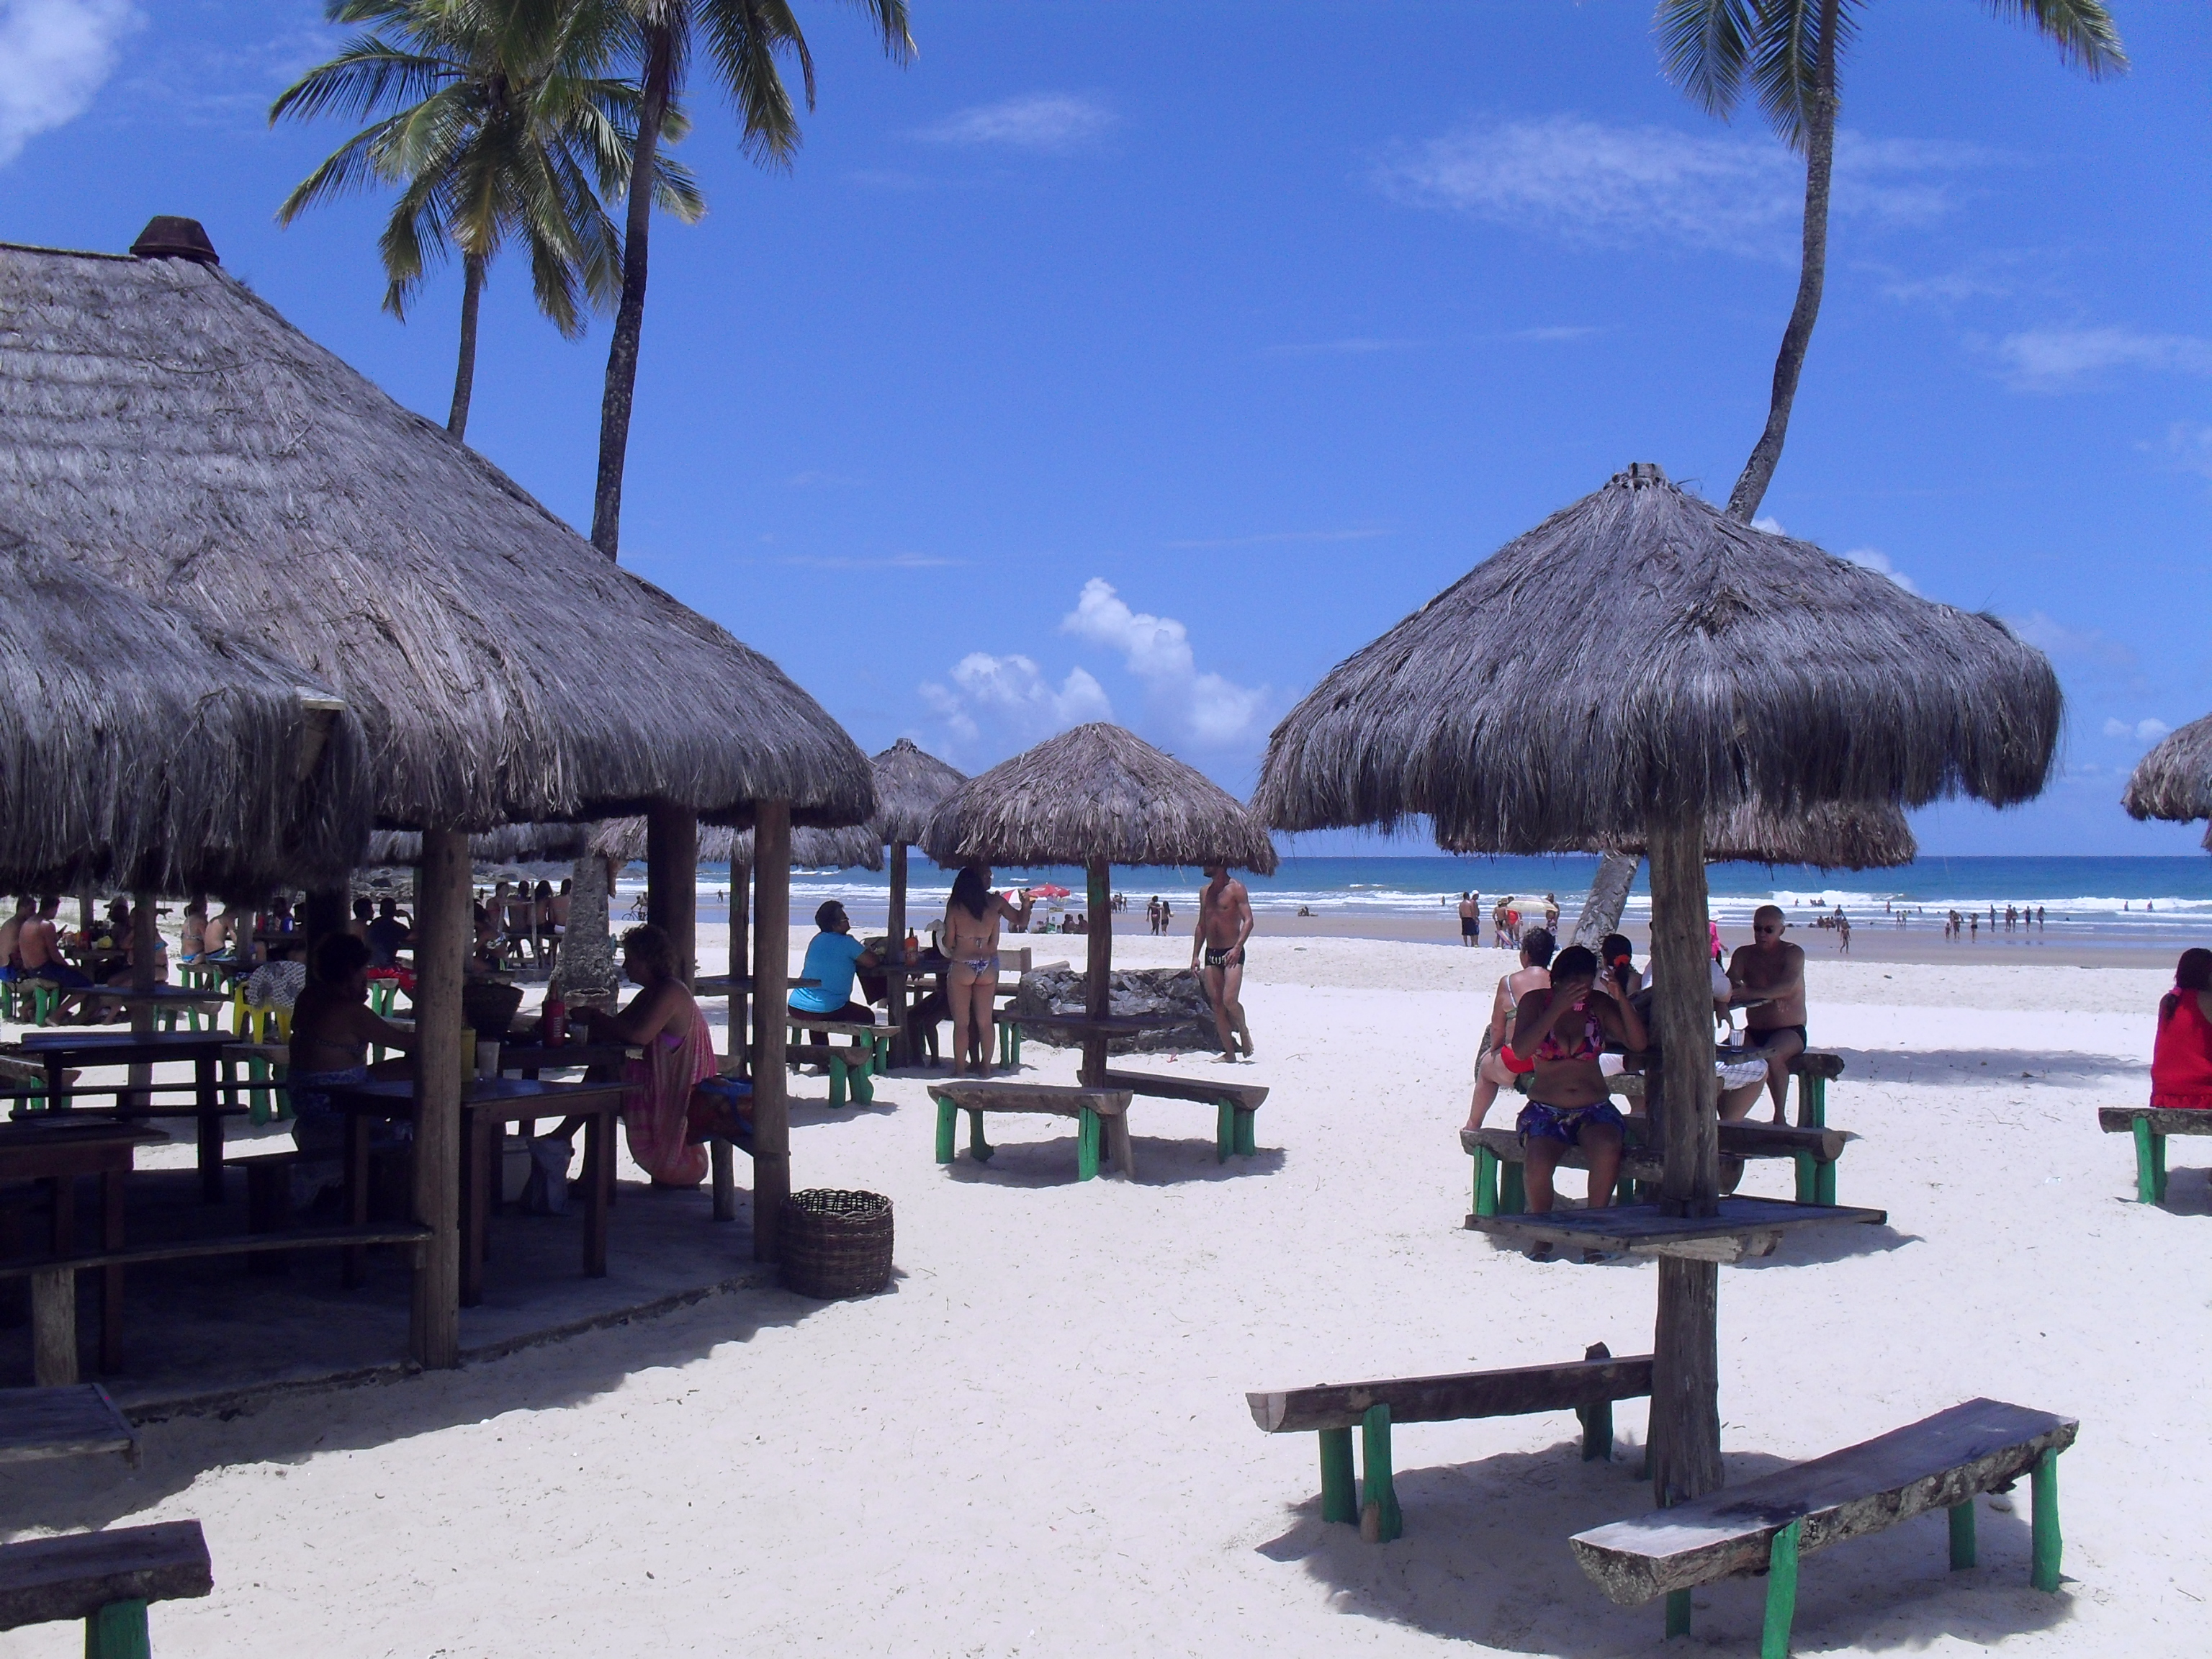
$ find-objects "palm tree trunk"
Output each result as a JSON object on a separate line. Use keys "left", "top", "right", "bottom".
{"left": 590, "top": 22, "right": 673, "bottom": 559}
{"left": 1725, "top": 0, "right": 1840, "bottom": 524}
{"left": 447, "top": 253, "right": 485, "bottom": 441}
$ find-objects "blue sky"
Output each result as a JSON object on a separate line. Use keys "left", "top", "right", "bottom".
{"left": 4, "top": 0, "right": 2207, "bottom": 855}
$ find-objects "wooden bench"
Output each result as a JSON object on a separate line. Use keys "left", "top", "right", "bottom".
{"left": 927, "top": 1081, "right": 1134, "bottom": 1182}
{"left": 0, "top": 1519, "right": 211, "bottom": 1656}
{"left": 0, "top": 1226, "right": 430, "bottom": 1384}
{"left": 1248, "top": 1344, "right": 1653, "bottom": 1542}
{"left": 1100, "top": 1069, "right": 1267, "bottom": 1165}
{"left": 1462, "top": 1119, "right": 1851, "bottom": 1216}
{"left": 786, "top": 1020, "right": 881, "bottom": 1107}
{"left": 2098, "top": 1105, "right": 2212, "bottom": 1203}
{"left": 692, "top": 1076, "right": 756, "bottom": 1223}
{"left": 0, "top": 1383, "right": 138, "bottom": 1467}
{"left": 1571, "top": 1398, "right": 2076, "bottom": 1650}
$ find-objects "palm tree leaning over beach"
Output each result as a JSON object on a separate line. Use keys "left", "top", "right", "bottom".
{"left": 589, "top": 0, "right": 914, "bottom": 558}
{"left": 272, "top": 0, "right": 704, "bottom": 441}
{"left": 1655, "top": 0, "right": 2125, "bottom": 522}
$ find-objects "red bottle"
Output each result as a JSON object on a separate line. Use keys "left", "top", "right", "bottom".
{"left": 542, "top": 989, "right": 567, "bottom": 1046}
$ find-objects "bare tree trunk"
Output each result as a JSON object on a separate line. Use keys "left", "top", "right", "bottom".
{"left": 1725, "top": 0, "right": 1840, "bottom": 523}
{"left": 563, "top": 855, "right": 619, "bottom": 1002}
{"left": 590, "top": 24, "right": 673, "bottom": 559}
{"left": 447, "top": 254, "right": 485, "bottom": 441}
{"left": 411, "top": 829, "right": 469, "bottom": 1370}
{"left": 1572, "top": 852, "right": 1640, "bottom": 948}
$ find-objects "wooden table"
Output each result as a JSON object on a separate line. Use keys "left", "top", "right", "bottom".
{"left": 494, "top": 1042, "right": 635, "bottom": 1080}
{"left": 1464, "top": 1196, "right": 1887, "bottom": 1263}
{"left": 76, "top": 986, "right": 231, "bottom": 1030}
{"left": 0, "top": 1383, "right": 137, "bottom": 1466}
{"left": 15, "top": 1033, "right": 235, "bottom": 1201}
{"left": 324, "top": 1076, "right": 626, "bottom": 1303}
{"left": 0, "top": 1122, "right": 163, "bottom": 1373}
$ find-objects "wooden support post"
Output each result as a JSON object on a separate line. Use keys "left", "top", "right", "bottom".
{"left": 886, "top": 842, "right": 909, "bottom": 1064}
{"left": 1948, "top": 1500, "right": 1977, "bottom": 1570}
{"left": 726, "top": 859, "right": 751, "bottom": 1074}
{"left": 123, "top": 895, "right": 158, "bottom": 1112}
{"left": 31, "top": 1268, "right": 76, "bottom": 1385}
{"left": 410, "top": 827, "right": 468, "bottom": 1369}
{"left": 2031, "top": 1447, "right": 2062, "bottom": 1591}
{"left": 645, "top": 801, "right": 698, "bottom": 989}
{"left": 1082, "top": 856, "right": 1111, "bottom": 1087}
{"left": 1318, "top": 1426, "right": 1357, "bottom": 1524}
{"left": 1759, "top": 1519, "right": 1801, "bottom": 1659}
{"left": 752, "top": 802, "right": 791, "bottom": 1262}
{"left": 1647, "top": 814, "right": 1723, "bottom": 1511}
{"left": 1578, "top": 1342, "right": 1615, "bottom": 1462}
{"left": 1358, "top": 1403, "right": 1401, "bottom": 1542}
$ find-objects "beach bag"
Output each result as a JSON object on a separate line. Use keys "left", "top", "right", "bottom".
{"left": 520, "top": 1136, "right": 572, "bottom": 1215}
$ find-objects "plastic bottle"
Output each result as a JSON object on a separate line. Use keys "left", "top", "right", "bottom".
{"left": 542, "top": 989, "right": 566, "bottom": 1046}
{"left": 904, "top": 930, "right": 918, "bottom": 964}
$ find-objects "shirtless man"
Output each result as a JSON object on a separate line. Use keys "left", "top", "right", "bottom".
{"left": 0, "top": 896, "right": 31, "bottom": 976}
{"left": 1193, "top": 866, "right": 1254, "bottom": 1061}
{"left": 18, "top": 898, "right": 92, "bottom": 1019}
{"left": 1457, "top": 891, "right": 1478, "bottom": 948}
{"left": 1727, "top": 904, "right": 1807, "bottom": 1123}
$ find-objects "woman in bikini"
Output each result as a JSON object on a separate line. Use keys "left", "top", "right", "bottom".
{"left": 1497, "top": 944, "right": 1646, "bottom": 1226}
{"left": 289, "top": 933, "right": 417, "bottom": 1158}
{"left": 941, "top": 866, "right": 1035, "bottom": 1076}
{"left": 1463, "top": 927, "right": 1555, "bottom": 1131}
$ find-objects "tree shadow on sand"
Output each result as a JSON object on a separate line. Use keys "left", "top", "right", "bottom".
{"left": 941, "top": 1132, "right": 1285, "bottom": 1190}
{"left": 1824, "top": 1047, "right": 2144, "bottom": 1089}
{"left": 1259, "top": 1439, "right": 2072, "bottom": 1656}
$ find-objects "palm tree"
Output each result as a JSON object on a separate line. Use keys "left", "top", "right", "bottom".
{"left": 1656, "top": 0, "right": 2125, "bottom": 521}
{"left": 271, "top": 0, "right": 704, "bottom": 441}
{"left": 589, "top": 0, "right": 914, "bottom": 557}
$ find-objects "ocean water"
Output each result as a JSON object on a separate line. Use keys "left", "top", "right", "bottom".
{"left": 621, "top": 854, "right": 2212, "bottom": 944}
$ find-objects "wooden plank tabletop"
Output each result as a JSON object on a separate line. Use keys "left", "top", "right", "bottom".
{"left": 0, "top": 1519, "right": 212, "bottom": 1629}
{"left": 1465, "top": 1197, "right": 1887, "bottom": 1262}
{"left": 2098, "top": 1105, "right": 2212, "bottom": 1134}
{"left": 0, "top": 1385, "right": 138, "bottom": 1467}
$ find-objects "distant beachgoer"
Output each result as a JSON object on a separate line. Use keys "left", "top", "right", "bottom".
{"left": 1458, "top": 891, "right": 1478, "bottom": 947}
{"left": 245, "top": 943, "right": 307, "bottom": 1014}
{"left": 347, "top": 897, "right": 374, "bottom": 943}
{"left": 1491, "top": 898, "right": 1512, "bottom": 949}
{"left": 1727, "top": 904, "right": 1806, "bottom": 1123}
{"left": 1497, "top": 945, "right": 1646, "bottom": 1228}
{"left": 1195, "top": 865, "right": 1256, "bottom": 1061}
{"left": 20, "top": 899, "right": 91, "bottom": 1018}
{"left": 2150, "top": 948, "right": 2212, "bottom": 1110}
{"left": 790, "top": 899, "right": 881, "bottom": 1048}
{"left": 203, "top": 903, "right": 240, "bottom": 959}
{"left": 365, "top": 898, "right": 412, "bottom": 968}
{"left": 178, "top": 899, "right": 208, "bottom": 961}
{"left": 2037, "top": 906, "right": 2046, "bottom": 929}
{"left": 942, "top": 867, "right": 1035, "bottom": 1076}
{"left": 0, "top": 896, "right": 32, "bottom": 977}
{"left": 1970, "top": 915, "right": 1978, "bottom": 940}
{"left": 1542, "top": 893, "right": 1560, "bottom": 935}
{"left": 288, "top": 932, "right": 415, "bottom": 1157}
{"left": 1464, "top": 928, "right": 1554, "bottom": 1130}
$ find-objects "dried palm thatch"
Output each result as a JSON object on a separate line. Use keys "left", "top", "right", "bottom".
{"left": 2121, "top": 713, "right": 2212, "bottom": 831}
{"left": 1255, "top": 464, "right": 2059, "bottom": 850}
{"left": 364, "top": 824, "right": 596, "bottom": 866}
{"left": 870, "top": 738, "right": 966, "bottom": 847}
{"left": 587, "top": 817, "right": 884, "bottom": 871}
{"left": 1585, "top": 800, "right": 1916, "bottom": 871}
{"left": 923, "top": 724, "right": 1278, "bottom": 872}
{"left": 0, "top": 521, "right": 369, "bottom": 896}
{"left": 0, "top": 229, "right": 873, "bottom": 832}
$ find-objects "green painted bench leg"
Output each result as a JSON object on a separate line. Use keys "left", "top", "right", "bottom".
{"left": 1665, "top": 1589, "right": 1692, "bottom": 1640}
{"left": 1949, "top": 1500, "right": 1977, "bottom": 1570}
{"left": 1576, "top": 1398, "right": 1612, "bottom": 1462}
{"left": 1012, "top": 1022, "right": 1022, "bottom": 1064}
{"left": 1215, "top": 1100, "right": 1233, "bottom": 1163}
{"left": 849, "top": 1053, "right": 874, "bottom": 1105}
{"left": 825, "top": 1054, "right": 848, "bottom": 1108}
{"left": 84, "top": 1599, "right": 151, "bottom": 1659}
{"left": 967, "top": 1110, "right": 994, "bottom": 1164}
{"left": 1318, "top": 1426, "right": 1357, "bottom": 1524}
{"left": 2153, "top": 1130, "right": 2169, "bottom": 1202}
{"left": 2031, "top": 1447, "right": 2062, "bottom": 1591}
{"left": 1474, "top": 1146, "right": 1499, "bottom": 1217}
{"left": 1760, "top": 1519, "right": 1800, "bottom": 1659}
{"left": 1798, "top": 1074, "right": 1826, "bottom": 1130}
{"left": 1359, "top": 1403, "right": 1401, "bottom": 1542}
{"left": 248, "top": 1056, "right": 271, "bottom": 1126}
{"left": 935, "top": 1099, "right": 956, "bottom": 1163}
{"left": 1500, "top": 1161, "right": 1526, "bottom": 1215}
{"left": 1076, "top": 1107, "right": 1100, "bottom": 1181}
{"left": 2133, "top": 1116, "right": 2157, "bottom": 1202}
{"left": 1234, "top": 1106, "right": 1256, "bottom": 1156}
{"left": 1814, "top": 1156, "right": 1836, "bottom": 1208}
{"left": 1794, "top": 1151, "right": 1815, "bottom": 1205}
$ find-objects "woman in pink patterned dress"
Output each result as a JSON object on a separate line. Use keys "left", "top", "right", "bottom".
{"left": 574, "top": 924, "right": 719, "bottom": 1187}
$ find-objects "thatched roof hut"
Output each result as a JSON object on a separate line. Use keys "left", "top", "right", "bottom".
{"left": 924, "top": 724, "right": 1278, "bottom": 873}
{"left": 869, "top": 738, "right": 967, "bottom": 847}
{"left": 1255, "top": 464, "right": 2057, "bottom": 850}
{"left": 2122, "top": 714, "right": 2212, "bottom": 835}
{"left": 0, "top": 522, "right": 369, "bottom": 897}
{"left": 364, "top": 824, "right": 597, "bottom": 868}
{"left": 0, "top": 225, "right": 872, "bottom": 833}
{"left": 1584, "top": 800, "right": 1917, "bottom": 871}
{"left": 589, "top": 817, "right": 884, "bottom": 871}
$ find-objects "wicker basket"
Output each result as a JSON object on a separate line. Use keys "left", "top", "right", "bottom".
{"left": 779, "top": 1189, "right": 894, "bottom": 1299}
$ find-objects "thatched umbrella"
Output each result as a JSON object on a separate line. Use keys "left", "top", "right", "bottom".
{"left": 0, "top": 221, "right": 876, "bottom": 1356}
{"left": 868, "top": 739, "right": 967, "bottom": 1062}
{"left": 364, "top": 824, "right": 598, "bottom": 867}
{"left": 0, "top": 524, "right": 369, "bottom": 899}
{"left": 1583, "top": 799, "right": 1918, "bottom": 871}
{"left": 2123, "top": 714, "right": 2212, "bottom": 834}
{"left": 924, "top": 724, "right": 1277, "bottom": 1082}
{"left": 1256, "top": 462, "right": 2057, "bottom": 1505}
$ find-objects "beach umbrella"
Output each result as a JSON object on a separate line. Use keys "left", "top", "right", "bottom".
{"left": 0, "top": 522, "right": 369, "bottom": 899}
{"left": 1578, "top": 799, "right": 1918, "bottom": 871}
{"left": 365, "top": 824, "right": 598, "bottom": 868}
{"left": 1254, "top": 462, "right": 2057, "bottom": 1504}
{"left": 865, "top": 739, "right": 968, "bottom": 1064}
{"left": 923, "top": 723, "right": 1277, "bottom": 1083}
{"left": 2122, "top": 715, "right": 2212, "bottom": 850}
{"left": 0, "top": 218, "right": 877, "bottom": 1357}
{"left": 588, "top": 818, "right": 885, "bottom": 872}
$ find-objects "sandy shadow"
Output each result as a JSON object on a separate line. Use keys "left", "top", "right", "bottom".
{"left": 939, "top": 1130, "right": 1284, "bottom": 1188}
{"left": 1266, "top": 1441, "right": 2072, "bottom": 1656}
{"left": 1463, "top": 1222, "right": 1918, "bottom": 1271}
{"left": 1826, "top": 1047, "right": 2144, "bottom": 1089}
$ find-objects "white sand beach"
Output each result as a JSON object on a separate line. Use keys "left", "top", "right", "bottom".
{"left": 1, "top": 932, "right": 2203, "bottom": 1657}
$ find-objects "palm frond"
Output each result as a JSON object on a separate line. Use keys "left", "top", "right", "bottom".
{"left": 269, "top": 35, "right": 454, "bottom": 125}
{"left": 1982, "top": 0, "right": 2126, "bottom": 75}
{"left": 701, "top": 0, "right": 809, "bottom": 164}
{"left": 1655, "top": 0, "right": 1760, "bottom": 117}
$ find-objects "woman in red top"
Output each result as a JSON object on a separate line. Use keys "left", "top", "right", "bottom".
{"left": 2150, "top": 948, "right": 2212, "bottom": 1109}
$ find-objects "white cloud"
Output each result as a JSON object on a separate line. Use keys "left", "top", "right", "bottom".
{"left": 1843, "top": 547, "right": 1917, "bottom": 594}
{"left": 918, "top": 654, "right": 1112, "bottom": 753}
{"left": 1374, "top": 116, "right": 1980, "bottom": 260}
{"left": 2103, "top": 716, "right": 2171, "bottom": 744}
{"left": 0, "top": 0, "right": 139, "bottom": 166}
{"left": 1991, "top": 327, "right": 2212, "bottom": 391}
{"left": 2005, "top": 611, "right": 2137, "bottom": 671}
{"left": 1061, "top": 578, "right": 1269, "bottom": 746}
{"left": 2150, "top": 422, "right": 2212, "bottom": 480}
{"left": 1503, "top": 324, "right": 1598, "bottom": 343}
{"left": 1750, "top": 515, "right": 1786, "bottom": 535}
{"left": 914, "top": 93, "right": 1113, "bottom": 153}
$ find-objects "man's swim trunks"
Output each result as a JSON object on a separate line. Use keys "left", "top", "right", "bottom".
{"left": 1743, "top": 1024, "right": 1808, "bottom": 1050}
{"left": 1203, "top": 945, "right": 1244, "bottom": 970}
{"left": 1516, "top": 1099, "right": 1624, "bottom": 1147}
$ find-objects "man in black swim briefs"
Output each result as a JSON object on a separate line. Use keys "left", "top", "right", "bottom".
{"left": 1727, "top": 904, "right": 1808, "bottom": 1123}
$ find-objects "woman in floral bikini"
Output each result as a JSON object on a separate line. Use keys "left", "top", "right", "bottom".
{"left": 1497, "top": 944, "right": 1646, "bottom": 1221}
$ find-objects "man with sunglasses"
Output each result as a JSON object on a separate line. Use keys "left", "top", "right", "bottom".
{"left": 1727, "top": 904, "right": 1807, "bottom": 1124}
